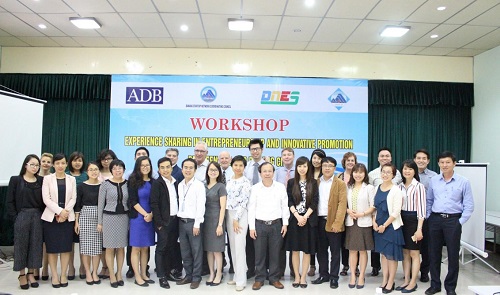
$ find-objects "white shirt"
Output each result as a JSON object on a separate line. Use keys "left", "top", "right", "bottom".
{"left": 194, "top": 159, "right": 209, "bottom": 183}
{"left": 248, "top": 180, "right": 290, "bottom": 230}
{"left": 177, "top": 177, "right": 206, "bottom": 228}
{"left": 368, "top": 167, "right": 402, "bottom": 186}
{"left": 244, "top": 159, "right": 265, "bottom": 184}
{"left": 162, "top": 175, "right": 178, "bottom": 216}
{"left": 318, "top": 175, "right": 333, "bottom": 216}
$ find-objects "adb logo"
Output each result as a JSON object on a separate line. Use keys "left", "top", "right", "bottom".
{"left": 126, "top": 87, "right": 164, "bottom": 104}
{"left": 328, "top": 88, "right": 350, "bottom": 110}
{"left": 261, "top": 91, "right": 299, "bottom": 105}
{"left": 200, "top": 86, "right": 217, "bottom": 102}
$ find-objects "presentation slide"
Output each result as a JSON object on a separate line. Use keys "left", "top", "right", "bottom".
{"left": 109, "top": 75, "right": 368, "bottom": 172}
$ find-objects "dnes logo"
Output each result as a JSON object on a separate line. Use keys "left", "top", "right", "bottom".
{"left": 261, "top": 91, "right": 299, "bottom": 105}
{"left": 126, "top": 87, "right": 164, "bottom": 104}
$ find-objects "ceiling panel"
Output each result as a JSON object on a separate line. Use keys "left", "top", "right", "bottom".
{"left": 18, "top": 36, "right": 60, "bottom": 46}
{"left": 445, "top": 0, "right": 498, "bottom": 24}
{"left": 0, "top": 36, "right": 29, "bottom": 46}
{"left": 153, "top": 0, "right": 199, "bottom": 13}
{"left": 242, "top": 0, "right": 286, "bottom": 15}
{"left": 198, "top": 0, "right": 240, "bottom": 15}
{"left": 17, "top": 0, "right": 74, "bottom": 14}
{"left": 0, "top": 0, "right": 32, "bottom": 13}
{"left": 467, "top": 3, "right": 500, "bottom": 26}
{"left": 398, "top": 46, "right": 426, "bottom": 55}
{"left": 240, "top": 39, "right": 274, "bottom": 49}
{"left": 431, "top": 25, "right": 496, "bottom": 48}
{"left": 379, "top": 22, "right": 438, "bottom": 46}
{"left": 0, "top": 12, "right": 45, "bottom": 36}
{"left": 345, "top": 20, "right": 398, "bottom": 44}
{"left": 240, "top": 15, "right": 281, "bottom": 40}
{"left": 367, "top": 0, "right": 426, "bottom": 21}
{"left": 326, "top": 0, "right": 379, "bottom": 19}
{"left": 39, "top": 13, "right": 102, "bottom": 36}
{"left": 447, "top": 48, "right": 486, "bottom": 56}
{"left": 106, "top": 37, "right": 144, "bottom": 47}
{"left": 50, "top": 36, "right": 82, "bottom": 46}
{"left": 276, "top": 16, "right": 321, "bottom": 41}
{"left": 463, "top": 28, "right": 500, "bottom": 49}
{"left": 369, "top": 44, "right": 407, "bottom": 54}
{"left": 202, "top": 14, "right": 241, "bottom": 39}
{"left": 337, "top": 43, "right": 374, "bottom": 53}
{"left": 416, "top": 47, "right": 455, "bottom": 56}
{"left": 121, "top": 13, "right": 170, "bottom": 38}
{"left": 107, "top": 0, "right": 157, "bottom": 13}
{"left": 0, "top": 28, "right": 10, "bottom": 36}
{"left": 12, "top": 12, "right": 66, "bottom": 36}
{"left": 173, "top": 38, "right": 208, "bottom": 48}
{"left": 273, "top": 40, "right": 308, "bottom": 51}
{"left": 406, "top": 0, "right": 474, "bottom": 23}
{"left": 139, "top": 37, "right": 175, "bottom": 47}
{"left": 305, "top": 42, "right": 341, "bottom": 52}
{"left": 411, "top": 24, "right": 460, "bottom": 46}
{"left": 312, "top": 18, "right": 360, "bottom": 43}
{"left": 207, "top": 39, "right": 241, "bottom": 49}
{"left": 94, "top": 13, "right": 136, "bottom": 37}
{"left": 161, "top": 13, "right": 205, "bottom": 38}
{"left": 284, "top": 0, "right": 334, "bottom": 17}
{"left": 72, "top": 36, "right": 112, "bottom": 47}
{"left": 64, "top": 0, "right": 115, "bottom": 14}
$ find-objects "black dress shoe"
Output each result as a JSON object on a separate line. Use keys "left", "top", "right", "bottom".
{"left": 94, "top": 279, "right": 101, "bottom": 284}
{"left": 166, "top": 273, "right": 182, "bottom": 281}
{"left": 420, "top": 273, "right": 429, "bottom": 282}
{"left": 126, "top": 268, "right": 134, "bottom": 279}
{"left": 425, "top": 287, "right": 441, "bottom": 295}
{"left": 371, "top": 267, "right": 381, "bottom": 276}
{"left": 446, "top": 291, "right": 457, "bottom": 295}
{"left": 110, "top": 281, "right": 118, "bottom": 288}
{"left": 144, "top": 279, "right": 155, "bottom": 284}
{"left": 52, "top": 283, "right": 60, "bottom": 288}
{"left": 67, "top": 275, "right": 75, "bottom": 281}
{"left": 42, "top": 275, "right": 49, "bottom": 281}
{"left": 340, "top": 266, "right": 349, "bottom": 276}
{"left": 134, "top": 280, "right": 149, "bottom": 287}
{"left": 60, "top": 282, "right": 68, "bottom": 287}
{"left": 159, "top": 278, "right": 170, "bottom": 289}
{"left": 176, "top": 277, "right": 192, "bottom": 285}
{"left": 330, "top": 279, "right": 339, "bottom": 289}
{"left": 172, "top": 269, "right": 183, "bottom": 279}
{"left": 117, "top": 280, "right": 124, "bottom": 286}
{"left": 311, "top": 276, "right": 329, "bottom": 284}
{"left": 80, "top": 273, "right": 86, "bottom": 279}
{"left": 86, "top": 280, "right": 94, "bottom": 285}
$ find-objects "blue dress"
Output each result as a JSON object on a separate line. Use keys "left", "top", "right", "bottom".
{"left": 129, "top": 181, "right": 155, "bottom": 247}
{"left": 373, "top": 186, "right": 404, "bottom": 261}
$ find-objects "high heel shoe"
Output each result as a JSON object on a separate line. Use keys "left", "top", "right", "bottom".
{"left": 401, "top": 284, "right": 418, "bottom": 293}
{"left": 18, "top": 274, "right": 29, "bottom": 290}
{"left": 134, "top": 280, "right": 149, "bottom": 287}
{"left": 292, "top": 282, "right": 300, "bottom": 288}
{"left": 27, "top": 272, "right": 39, "bottom": 288}
{"left": 115, "top": 272, "right": 124, "bottom": 286}
{"left": 382, "top": 283, "right": 395, "bottom": 294}
{"left": 211, "top": 274, "right": 223, "bottom": 286}
{"left": 51, "top": 277, "right": 61, "bottom": 288}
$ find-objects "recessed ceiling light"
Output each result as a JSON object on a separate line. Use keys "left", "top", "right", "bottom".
{"left": 228, "top": 18, "right": 254, "bottom": 31}
{"left": 38, "top": 24, "right": 47, "bottom": 29}
{"left": 180, "top": 25, "right": 189, "bottom": 32}
{"left": 430, "top": 34, "right": 439, "bottom": 38}
{"left": 305, "top": 0, "right": 315, "bottom": 7}
{"left": 380, "top": 26, "right": 410, "bottom": 37}
{"left": 69, "top": 17, "right": 101, "bottom": 29}
{"left": 437, "top": 6, "right": 446, "bottom": 11}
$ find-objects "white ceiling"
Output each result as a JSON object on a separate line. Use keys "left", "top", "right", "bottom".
{"left": 0, "top": 0, "right": 499, "bottom": 57}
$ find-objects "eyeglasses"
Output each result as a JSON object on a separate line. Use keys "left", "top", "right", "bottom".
{"left": 112, "top": 167, "right": 124, "bottom": 171}
{"left": 194, "top": 150, "right": 207, "bottom": 154}
{"left": 27, "top": 163, "right": 40, "bottom": 168}
{"left": 140, "top": 164, "right": 151, "bottom": 168}
{"left": 208, "top": 168, "right": 219, "bottom": 173}
{"left": 103, "top": 157, "right": 114, "bottom": 162}
{"left": 381, "top": 170, "right": 393, "bottom": 175}
{"left": 250, "top": 147, "right": 262, "bottom": 152}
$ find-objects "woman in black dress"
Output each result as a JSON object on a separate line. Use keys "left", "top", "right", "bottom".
{"left": 7, "top": 154, "right": 44, "bottom": 290}
{"left": 285, "top": 156, "right": 318, "bottom": 288}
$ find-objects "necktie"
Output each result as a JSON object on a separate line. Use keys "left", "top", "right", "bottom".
{"left": 285, "top": 169, "right": 291, "bottom": 184}
{"left": 253, "top": 162, "right": 259, "bottom": 185}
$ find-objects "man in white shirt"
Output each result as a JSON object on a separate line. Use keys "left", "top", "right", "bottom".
{"left": 367, "top": 147, "right": 402, "bottom": 276}
{"left": 176, "top": 158, "right": 206, "bottom": 289}
{"left": 193, "top": 141, "right": 209, "bottom": 182}
{"left": 248, "top": 162, "right": 290, "bottom": 290}
{"left": 218, "top": 150, "right": 234, "bottom": 181}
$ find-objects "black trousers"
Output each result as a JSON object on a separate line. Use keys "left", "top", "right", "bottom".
{"left": 246, "top": 230, "right": 255, "bottom": 273}
{"left": 428, "top": 213, "right": 462, "bottom": 293}
{"left": 317, "top": 218, "right": 342, "bottom": 280}
{"left": 341, "top": 231, "right": 349, "bottom": 268}
{"left": 420, "top": 219, "right": 430, "bottom": 275}
{"left": 155, "top": 217, "right": 180, "bottom": 278}
{"left": 254, "top": 220, "right": 283, "bottom": 283}
{"left": 371, "top": 250, "right": 381, "bottom": 269}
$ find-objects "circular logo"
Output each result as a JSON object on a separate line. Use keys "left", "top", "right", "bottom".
{"left": 200, "top": 86, "right": 217, "bottom": 102}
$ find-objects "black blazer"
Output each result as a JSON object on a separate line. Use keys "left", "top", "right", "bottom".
{"left": 150, "top": 176, "right": 178, "bottom": 227}
{"left": 286, "top": 178, "right": 319, "bottom": 227}
{"left": 128, "top": 178, "right": 156, "bottom": 219}
{"left": 172, "top": 164, "right": 184, "bottom": 183}
{"left": 6, "top": 175, "right": 44, "bottom": 221}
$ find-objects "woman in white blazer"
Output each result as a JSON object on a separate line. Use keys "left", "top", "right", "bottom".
{"left": 372, "top": 163, "right": 404, "bottom": 294}
{"left": 345, "top": 163, "right": 376, "bottom": 289}
{"left": 41, "top": 153, "right": 76, "bottom": 288}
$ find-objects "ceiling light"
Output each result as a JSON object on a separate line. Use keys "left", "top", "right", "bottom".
{"left": 69, "top": 17, "right": 101, "bottom": 29}
{"left": 305, "top": 0, "right": 315, "bottom": 7}
{"left": 180, "top": 25, "right": 189, "bottom": 32}
{"left": 228, "top": 18, "right": 254, "bottom": 31}
{"left": 380, "top": 26, "right": 410, "bottom": 37}
{"left": 38, "top": 24, "right": 47, "bottom": 29}
{"left": 437, "top": 6, "right": 446, "bottom": 11}
{"left": 430, "top": 34, "right": 439, "bottom": 38}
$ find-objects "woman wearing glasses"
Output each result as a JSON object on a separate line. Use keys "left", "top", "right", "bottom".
{"left": 41, "top": 153, "right": 77, "bottom": 288}
{"left": 97, "top": 149, "right": 117, "bottom": 182}
{"left": 127, "top": 156, "right": 155, "bottom": 287}
{"left": 97, "top": 159, "right": 129, "bottom": 288}
{"left": 7, "top": 154, "right": 44, "bottom": 290}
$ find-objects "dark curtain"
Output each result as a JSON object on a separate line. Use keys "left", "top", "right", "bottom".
{"left": 368, "top": 80, "right": 474, "bottom": 172}
{"left": 0, "top": 74, "right": 111, "bottom": 245}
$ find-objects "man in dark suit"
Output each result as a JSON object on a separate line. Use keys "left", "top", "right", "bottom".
{"left": 150, "top": 157, "right": 182, "bottom": 289}
{"left": 166, "top": 148, "right": 184, "bottom": 182}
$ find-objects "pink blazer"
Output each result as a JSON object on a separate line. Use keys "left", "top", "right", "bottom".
{"left": 41, "top": 173, "right": 77, "bottom": 222}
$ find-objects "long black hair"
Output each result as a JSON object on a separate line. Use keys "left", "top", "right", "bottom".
{"left": 205, "top": 161, "right": 225, "bottom": 185}
{"left": 128, "top": 156, "right": 152, "bottom": 189}
{"left": 400, "top": 159, "right": 420, "bottom": 183}
{"left": 19, "top": 154, "right": 40, "bottom": 176}
{"left": 291, "top": 156, "right": 316, "bottom": 206}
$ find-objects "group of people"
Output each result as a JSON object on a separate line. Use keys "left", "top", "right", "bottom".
{"left": 6, "top": 140, "right": 474, "bottom": 295}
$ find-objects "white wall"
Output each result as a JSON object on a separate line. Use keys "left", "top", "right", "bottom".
{"left": 0, "top": 47, "right": 472, "bottom": 82}
{"left": 473, "top": 45, "right": 500, "bottom": 212}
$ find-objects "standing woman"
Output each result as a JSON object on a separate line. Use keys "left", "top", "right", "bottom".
{"left": 97, "top": 159, "right": 129, "bottom": 288}
{"left": 345, "top": 163, "right": 376, "bottom": 289}
{"left": 285, "top": 156, "right": 318, "bottom": 288}
{"left": 38, "top": 152, "right": 53, "bottom": 281}
{"left": 225, "top": 155, "right": 251, "bottom": 291}
{"left": 7, "top": 154, "right": 44, "bottom": 290}
{"left": 128, "top": 156, "right": 155, "bottom": 287}
{"left": 308, "top": 148, "right": 325, "bottom": 276}
{"left": 396, "top": 160, "right": 426, "bottom": 293}
{"left": 74, "top": 162, "right": 103, "bottom": 285}
{"left": 41, "top": 153, "right": 77, "bottom": 288}
{"left": 372, "top": 163, "right": 404, "bottom": 294}
{"left": 67, "top": 151, "right": 88, "bottom": 280}
{"left": 336, "top": 152, "right": 357, "bottom": 277}
{"left": 203, "top": 161, "right": 227, "bottom": 286}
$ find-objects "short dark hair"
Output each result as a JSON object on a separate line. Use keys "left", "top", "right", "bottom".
{"left": 310, "top": 149, "right": 326, "bottom": 160}
{"left": 400, "top": 159, "right": 420, "bottom": 183}
{"left": 165, "top": 148, "right": 179, "bottom": 155}
{"left": 258, "top": 162, "right": 275, "bottom": 173}
{"left": 109, "top": 159, "right": 125, "bottom": 171}
{"left": 381, "top": 163, "right": 397, "bottom": 178}
{"left": 281, "top": 147, "right": 294, "bottom": 155}
{"left": 378, "top": 147, "right": 392, "bottom": 155}
{"left": 437, "top": 151, "right": 456, "bottom": 163}
{"left": 68, "top": 151, "right": 85, "bottom": 172}
{"left": 135, "top": 147, "right": 150, "bottom": 157}
{"left": 248, "top": 138, "right": 264, "bottom": 149}
{"left": 157, "top": 157, "right": 172, "bottom": 167}
{"left": 97, "top": 149, "right": 117, "bottom": 169}
{"left": 347, "top": 163, "right": 369, "bottom": 187}
{"left": 182, "top": 158, "right": 197, "bottom": 170}
{"left": 53, "top": 153, "right": 66, "bottom": 163}
{"left": 19, "top": 154, "right": 40, "bottom": 176}
{"left": 321, "top": 156, "right": 337, "bottom": 167}
{"left": 231, "top": 155, "right": 247, "bottom": 167}
{"left": 413, "top": 149, "right": 430, "bottom": 159}
{"left": 205, "top": 161, "right": 224, "bottom": 184}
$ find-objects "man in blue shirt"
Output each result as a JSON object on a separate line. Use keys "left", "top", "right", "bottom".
{"left": 425, "top": 151, "right": 474, "bottom": 295}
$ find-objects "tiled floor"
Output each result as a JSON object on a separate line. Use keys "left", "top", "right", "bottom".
{"left": 0, "top": 245, "right": 499, "bottom": 295}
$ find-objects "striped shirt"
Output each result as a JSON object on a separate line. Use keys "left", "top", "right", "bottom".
{"left": 398, "top": 178, "right": 426, "bottom": 219}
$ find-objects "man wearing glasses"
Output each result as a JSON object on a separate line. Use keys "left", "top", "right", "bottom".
{"left": 312, "top": 157, "right": 347, "bottom": 289}
{"left": 193, "top": 141, "right": 209, "bottom": 183}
